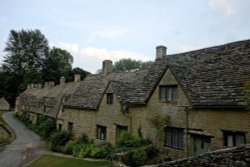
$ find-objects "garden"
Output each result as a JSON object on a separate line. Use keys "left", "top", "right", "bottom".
{"left": 16, "top": 111, "right": 159, "bottom": 166}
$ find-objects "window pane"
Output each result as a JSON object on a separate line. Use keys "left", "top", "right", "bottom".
{"left": 165, "top": 127, "right": 184, "bottom": 149}
{"left": 227, "top": 135, "right": 234, "bottom": 147}
{"left": 235, "top": 134, "right": 245, "bottom": 146}
{"left": 160, "top": 86, "right": 166, "bottom": 100}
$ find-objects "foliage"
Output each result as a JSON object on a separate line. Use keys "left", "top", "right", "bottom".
{"left": 36, "top": 115, "right": 56, "bottom": 138}
{"left": 116, "top": 132, "right": 149, "bottom": 148}
{"left": 113, "top": 58, "right": 153, "bottom": 72}
{"left": 150, "top": 112, "right": 169, "bottom": 138}
{"left": 1, "top": 29, "right": 90, "bottom": 107}
{"left": 120, "top": 145, "right": 158, "bottom": 167}
{"left": 72, "top": 142, "right": 111, "bottom": 159}
{"left": 42, "top": 47, "right": 73, "bottom": 84}
{"left": 16, "top": 111, "right": 31, "bottom": 125}
{"left": 244, "top": 80, "right": 250, "bottom": 111}
{"left": 67, "top": 67, "right": 90, "bottom": 82}
{"left": 27, "top": 154, "right": 109, "bottom": 167}
{"left": 3, "top": 29, "right": 49, "bottom": 75}
{"left": 131, "top": 149, "right": 147, "bottom": 166}
{"left": 49, "top": 130, "right": 72, "bottom": 152}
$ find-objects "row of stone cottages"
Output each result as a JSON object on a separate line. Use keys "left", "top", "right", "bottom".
{"left": 15, "top": 39, "right": 250, "bottom": 159}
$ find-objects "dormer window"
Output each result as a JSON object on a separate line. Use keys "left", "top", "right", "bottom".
{"left": 160, "top": 85, "right": 178, "bottom": 101}
{"left": 107, "top": 93, "right": 113, "bottom": 104}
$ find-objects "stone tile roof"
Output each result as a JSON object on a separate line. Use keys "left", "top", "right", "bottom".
{"left": 167, "top": 39, "right": 250, "bottom": 107}
{"left": 19, "top": 81, "right": 80, "bottom": 118}
{"left": 64, "top": 70, "right": 148, "bottom": 110}
{"left": 19, "top": 39, "right": 250, "bottom": 113}
{"left": 65, "top": 39, "right": 250, "bottom": 110}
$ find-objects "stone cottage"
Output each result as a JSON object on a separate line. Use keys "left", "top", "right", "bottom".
{"left": 0, "top": 97, "right": 10, "bottom": 111}
{"left": 16, "top": 39, "right": 250, "bottom": 160}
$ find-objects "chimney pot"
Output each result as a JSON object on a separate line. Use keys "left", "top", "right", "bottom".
{"left": 74, "top": 74, "right": 81, "bottom": 82}
{"left": 60, "top": 77, "right": 65, "bottom": 85}
{"left": 156, "top": 45, "right": 167, "bottom": 59}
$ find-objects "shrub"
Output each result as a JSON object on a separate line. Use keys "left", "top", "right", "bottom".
{"left": 72, "top": 143, "right": 111, "bottom": 159}
{"left": 49, "top": 131, "right": 72, "bottom": 151}
{"left": 37, "top": 117, "right": 56, "bottom": 139}
{"left": 63, "top": 140, "right": 77, "bottom": 154}
{"left": 116, "top": 132, "right": 151, "bottom": 148}
{"left": 131, "top": 149, "right": 147, "bottom": 166}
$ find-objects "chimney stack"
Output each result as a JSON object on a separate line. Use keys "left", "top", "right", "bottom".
{"left": 60, "top": 77, "right": 65, "bottom": 85}
{"left": 102, "top": 60, "right": 112, "bottom": 75}
{"left": 156, "top": 45, "right": 167, "bottom": 59}
{"left": 74, "top": 74, "right": 81, "bottom": 82}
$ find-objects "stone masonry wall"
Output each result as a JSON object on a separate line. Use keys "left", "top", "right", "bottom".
{"left": 155, "top": 145, "right": 250, "bottom": 167}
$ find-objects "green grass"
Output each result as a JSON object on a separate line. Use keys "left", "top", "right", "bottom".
{"left": 0, "top": 110, "right": 6, "bottom": 125}
{"left": 0, "top": 110, "right": 12, "bottom": 145}
{"left": 28, "top": 154, "right": 110, "bottom": 167}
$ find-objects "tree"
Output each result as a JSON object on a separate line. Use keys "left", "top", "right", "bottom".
{"left": 3, "top": 29, "right": 49, "bottom": 75}
{"left": 42, "top": 47, "right": 74, "bottom": 84}
{"left": 113, "top": 58, "right": 153, "bottom": 72}
{"left": 1, "top": 29, "right": 49, "bottom": 106}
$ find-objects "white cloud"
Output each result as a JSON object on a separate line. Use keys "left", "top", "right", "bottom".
{"left": 81, "top": 47, "right": 150, "bottom": 62}
{"left": 208, "top": 0, "right": 236, "bottom": 17}
{"left": 57, "top": 42, "right": 79, "bottom": 53}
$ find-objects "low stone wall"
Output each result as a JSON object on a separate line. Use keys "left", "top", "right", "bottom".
{"left": 150, "top": 145, "right": 250, "bottom": 167}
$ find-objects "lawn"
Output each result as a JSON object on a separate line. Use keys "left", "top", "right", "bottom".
{"left": 28, "top": 154, "right": 110, "bottom": 167}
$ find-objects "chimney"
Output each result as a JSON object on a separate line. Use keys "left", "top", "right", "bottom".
{"left": 156, "top": 45, "right": 167, "bottom": 59}
{"left": 44, "top": 82, "right": 49, "bottom": 88}
{"left": 102, "top": 60, "right": 112, "bottom": 75}
{"left": 27, "top": 84, "right": 31, "bottom": 89}
{"left": 37, "top": 83, "right": 42, "bottom": 88}
{"left": 74, "top": 74, "right": 81, "bottom": 82}
{"left": 60, "top": 77, "right": 65, "bottom": 85}
{"left": 49, "top": 81, "right": 55, "bottom": 87}
{"left": 44, "top": 81, "right": 55, "bottom": 88}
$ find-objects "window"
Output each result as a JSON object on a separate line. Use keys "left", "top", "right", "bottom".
{"left": 160, "top": 85, "right": 178, "bottom": 101}
{"left": 68, "top": 122, "right": 73, "bottom": 132}
{"left": 97, "top": 125, "right": 106, "bottom": 140}
{"left": 223, "top": 131, "right": 246, "bottom": 147}
{"left": 107, "top": 93, "right": 113, "bottom": 104}
{"left": 165, "top": 127, "right": 184, "bottom": 149}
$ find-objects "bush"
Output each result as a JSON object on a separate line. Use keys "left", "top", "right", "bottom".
{"left": 62, "top": 140, "right": 77, "bottom": 154}
{"left": 49, "top": 131, "right": 72, "bottom": 151}
{"left": 131, "top": 149, "right": 147, "bottom": 166}
{"left": 37, "top": 117, "right": 56, "bottom": 139}
{"left": 116, "top": 132, "right": 151, "bottom": 148}
{"left": 72, "top": 143, "right": 111, "bottom": 159}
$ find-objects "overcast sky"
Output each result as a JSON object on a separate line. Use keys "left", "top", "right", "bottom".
{"left": 1, "top": 0, "right": 250, "bottom": 73}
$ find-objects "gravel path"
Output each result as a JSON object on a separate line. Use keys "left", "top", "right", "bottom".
{"left": 0, "top": 111, "right": 49, "bottom": 167}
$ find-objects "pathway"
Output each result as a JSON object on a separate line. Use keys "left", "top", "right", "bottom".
{"left": 0, "top": 111, "right": 48, "bottom": 167}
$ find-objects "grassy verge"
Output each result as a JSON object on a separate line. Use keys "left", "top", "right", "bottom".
{"left": 28, "top": 154, "right": 110, "bottom": 167}
{"left": 0, "top": 110, "right": 6, "bottom": 125}
{"left": 0, "top": 110, "right": 13, "bottom": 146}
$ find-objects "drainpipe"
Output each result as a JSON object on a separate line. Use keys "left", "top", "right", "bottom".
{"left": 184, "top": 106, "right": 189, "bottom": 158}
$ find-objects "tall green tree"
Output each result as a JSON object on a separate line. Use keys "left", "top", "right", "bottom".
{"left": 3, "top": 29, "right": 49, "bottom": 75}
{"left": 2, "top": 29, "right": 49, "bottom": 106}
{"left": 113, "top": 58, "right": 153, "bottom": 72}
{"left": 42, "top": 47, "right": 74, "bottom": 84}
